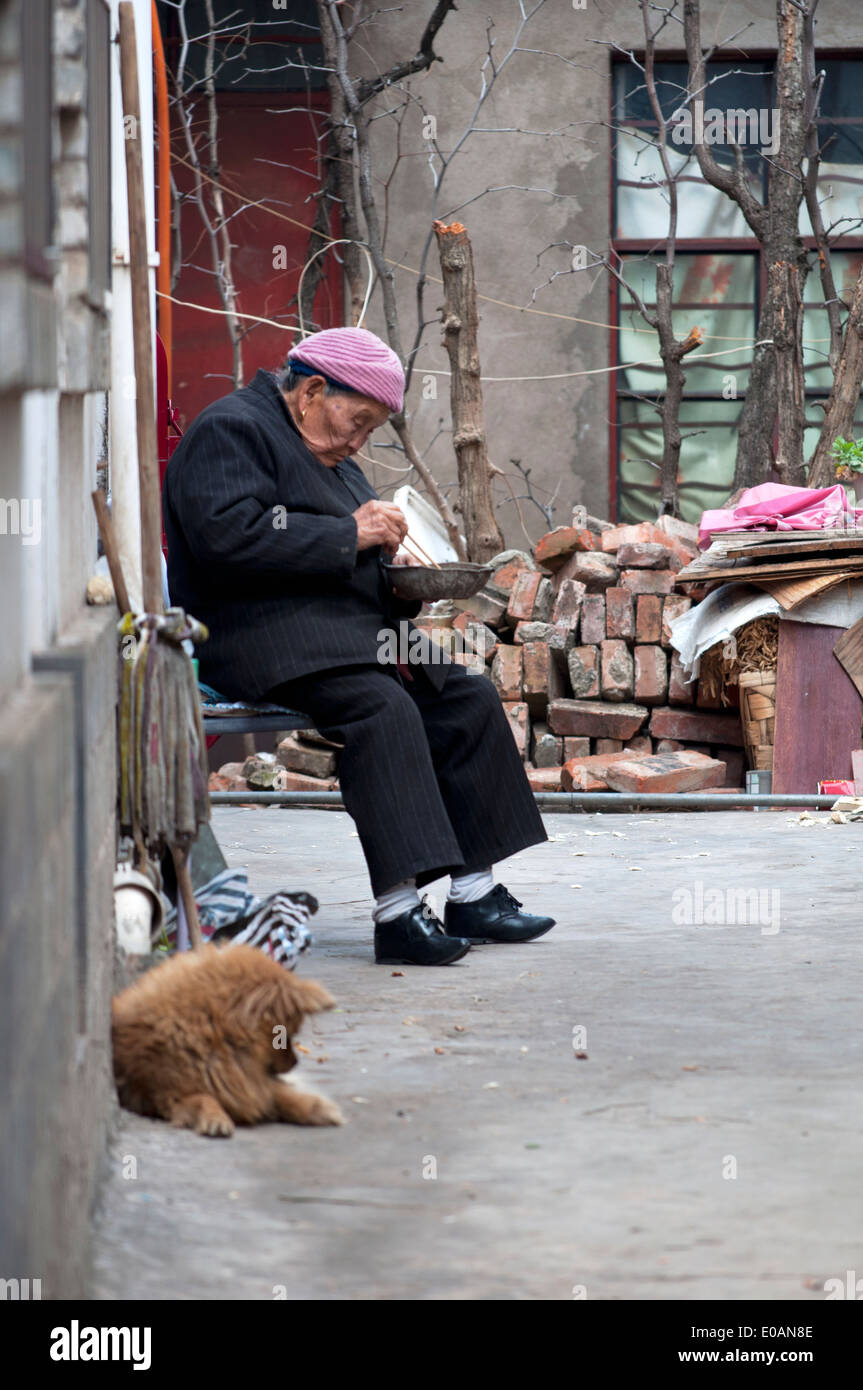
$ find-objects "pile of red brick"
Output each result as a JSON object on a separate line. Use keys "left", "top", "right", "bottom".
{"left": 453, "top": 514, "right": 745, "bottom": 794}
{"left": 208, "top": 730, "right": 341, "bottom": 795}
{"left": 209, "top": 511, "right": 747, "bottom": 798}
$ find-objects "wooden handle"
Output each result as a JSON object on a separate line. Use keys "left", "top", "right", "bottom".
{"left": 92, "top": 489, "right": 132, "bottom": 613}
{"left": 118, "top": 3, "right": 163, "bottom": 616}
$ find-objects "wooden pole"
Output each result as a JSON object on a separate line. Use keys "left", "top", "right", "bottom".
{"left": 171, "top": 845, "right": 204, "bottom": 950}
{"left": 118, "top": 3, "right": 163, "bottom": 615}
{"left": 432, "top": 220, "right": 504, "bottom": 563}
{"left": 91, "top": 489, "right": 132, "bottom": 614}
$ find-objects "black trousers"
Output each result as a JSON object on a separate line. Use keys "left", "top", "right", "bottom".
{"left": 266, "top": 661, "right": 548, "bottom": 897}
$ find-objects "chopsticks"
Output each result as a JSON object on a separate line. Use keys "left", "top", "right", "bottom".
{"left": 402, "top": 533, "right": 440, "bottom": 568}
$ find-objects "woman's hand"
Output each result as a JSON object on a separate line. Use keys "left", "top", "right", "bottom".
{"left": 352, "top": 500, "right": 408, "bottom": 555}
{"left": 387, "top": 549, "right": 414, "bottom": 598}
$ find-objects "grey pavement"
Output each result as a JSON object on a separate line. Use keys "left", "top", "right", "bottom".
{"left": 91, "top": 808, "right": 862, "bottom": 1301}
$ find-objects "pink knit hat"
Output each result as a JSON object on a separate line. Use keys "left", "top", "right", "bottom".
{"left": 287, "top": 327, "right": 405, "bottom": 415}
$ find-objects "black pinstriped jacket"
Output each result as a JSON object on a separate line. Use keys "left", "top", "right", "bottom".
{"left": 163, "top": 369, "right": 451, "bottom": 701}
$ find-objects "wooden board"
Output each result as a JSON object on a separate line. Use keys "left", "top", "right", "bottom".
{"left": 715, "top": 528, "right": 863, "bottom": 547}
{"left": 725, "top": 536, "right": 863, "bottom": 560}
{"left": 678, "top": 555, "right": 863, "bottom": 583}
{"left": 749, "top": 572, "right": 860, "bottom": 610}
{"left": 833, "top": 616, "right": 863, "bottom": 698}
{"left": 772, "top": 621, "right": 863, "bottom": 793}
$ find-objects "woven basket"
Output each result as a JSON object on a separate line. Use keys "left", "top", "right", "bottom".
{"left": 739, "top": 669, "right": 776, "bottom": 772}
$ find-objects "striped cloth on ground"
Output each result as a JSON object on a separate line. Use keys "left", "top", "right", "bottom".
{"left": 161, "top": 868, "right": 317, "bottom": 970}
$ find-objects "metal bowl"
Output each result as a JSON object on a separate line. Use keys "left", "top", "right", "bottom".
{"left": 383, "top": 560, "right": 493, "bottom": 601}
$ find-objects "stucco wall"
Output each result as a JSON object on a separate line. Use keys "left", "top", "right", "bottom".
{"left": 351, "top": 0, "right": 858, "bottom": 540}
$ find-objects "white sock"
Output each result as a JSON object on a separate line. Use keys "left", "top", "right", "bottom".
{"left": 372, "top": 878, "right": 421, "bottom": 925}
{"left": 447, "top": 867, "right": 494, "bottom": 904}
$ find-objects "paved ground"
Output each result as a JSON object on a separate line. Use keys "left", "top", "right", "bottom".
{"left": 91, "top": 807, "right": 862, "bottom": 1301}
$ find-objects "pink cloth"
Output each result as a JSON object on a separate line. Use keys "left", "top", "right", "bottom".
{"left": 287, "top": 327, "right": 405, "bottom": 415}
{"left": 699, "top": 482, "right": 863, "bottom": 549}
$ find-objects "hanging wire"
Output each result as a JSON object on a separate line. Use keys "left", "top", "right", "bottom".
{"left": 296, "top": 238, "right": 375, "bottom": 339}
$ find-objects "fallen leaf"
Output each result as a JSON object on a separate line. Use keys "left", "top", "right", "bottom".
{"left": 453, "top": 1024, "right": 465, "bottom": 1032}
{"left": 434, "top": 1047, "right": 446, "bottom": 1055}
{"left": 296, "top": 1044, "right": 310, "bottom": 1055}
{"left": 682, "top": 1064, "right": 698, "bottom": 1072}
{"left": 391, "top": 970, "right": 405, "bottom": 977}
{"left": 574, "top": 1051, "right": 589, "bottom": 1060}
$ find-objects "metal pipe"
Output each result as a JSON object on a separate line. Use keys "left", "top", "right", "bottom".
{"left": 209, "top": 790, "right": 843, "bottom": 810}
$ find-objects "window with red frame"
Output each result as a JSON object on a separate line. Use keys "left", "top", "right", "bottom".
{"left": 612, "top": 56, "right": 863, "bottom": 523}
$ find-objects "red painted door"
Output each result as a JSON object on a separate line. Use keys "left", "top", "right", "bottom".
{"left": 168, "top": 92, "right": 343, "bottom": 431}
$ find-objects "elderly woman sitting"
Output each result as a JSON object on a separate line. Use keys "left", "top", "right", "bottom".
{"left": 163, "top": 327, "right": 555, "bottom": 965}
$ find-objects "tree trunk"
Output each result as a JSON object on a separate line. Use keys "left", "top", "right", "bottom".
{"left": 684, "top": 0, "right": 810, "bottom": 492}
{"left": 733, "top": 305, "right": 777, "bottom": 491}
{"left": 317, "top": 1, "right": 365, "bottom": 325}
{"left": 433, "top": 221, "right": 504, "bottom": 562}
{"left": 771, "top": 260, "right": 807, "bottom": 485}
{"left": 808, "top": 265, "right": 863, "bottom": 486}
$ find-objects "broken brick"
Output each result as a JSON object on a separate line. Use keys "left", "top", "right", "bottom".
{"left": 522, "top": 640, "right": 564, "bottom": 715}
{"left": 460, "top": 589, "right": 507, "bottom": 626}
{"left": 561, "top": 750, "right": 633, "bottom": 792}
{"left": 534, "top": 526, "right": 595, "bottom": 571}
{"left": 563, "top": 736, "right": 591, "bottom": 759}
{"left": 552, "top": 550, "right": 619, "bottom": 594}
{"left": 635, "top": 593, "right": 663, "bottom": 644}
{"left": 532, "top": 721, "right": 564, "bottom": 767}
{"left": 595, "top": 738, "right": 624, "bottom": 754}
{"left": 602, "top": 520, "right": 697, "bottom": 565}
{"left": 668, "top": 651, "right": 696, "bottom": 705}
{"left": 603, "top": 750, "right": 727, "bottom": 794}
{"left": 567, "top": 644, "right": 600, "bottom": 699}
{"left": 624, "top": 735, "right": 653, "bottom": 755}
{"left": 277, "top": 733, "right": 339, "bottom": 779}
{"left": 524, "top": 764, "right": 563, "bottom": 791}
{"left": 491, "top": 644, "right": 523, "bottom": 700}
{"left": 487, "top": 553, "right": 537, "bottom": 598}
{"left": 616, "top": 542, "right": 682, "bottom": 571}
{"left": 620, "top": 569, "right": 678, "bottom": 596}
{"left": 634, "top": 645, "right": 668, "bottom": 707}
{"left": 605, "top": 587, "right": 635, "bottom": 640}
{"left": 580, "top": 593, "right": 606, "bottom": 645}
{"left": 548, "top": 699, "right": 648, "bottom": 740}
{"left": 661, "top": 594, "right": 692, "bottom": 647}
{"left": 551, "top": 578, "right": 587, "bottom": 630}
{"left": 600, "top": 638, "right": 634, "bottom": 702}
{"left": 649, "top": 706, "right": 745, "bottom": 747}
{"left": 273, "top": 769, "right": 340, "bottom": 793}
{"left": 502, "top": 700, "right": 529, "bottom": 757}
{"left": 506, "top": 571, "right": 543, "bottom": 622}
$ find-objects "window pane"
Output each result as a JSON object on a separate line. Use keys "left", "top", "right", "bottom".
{"left": 803, "top": 251, "right": 863, "bottom": 391}
{"left": 618, "top": 253, "right": 756, "bottom": 395}
{"left": 614, "top": 130, "right": 756, "bottom": 239}
{"left": 618, "top": 400, "right": 738, "bottom": 525}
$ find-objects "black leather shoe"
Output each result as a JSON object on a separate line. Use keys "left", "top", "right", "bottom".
{"left": 374, "top": 902, "right": 472, "bottom": 965}
{"left": 444, "top": 884, "right": 556, "bottom": 944}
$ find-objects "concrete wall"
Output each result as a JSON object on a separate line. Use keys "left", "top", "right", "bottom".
{"left": 0, "top": 0, "right": 117, "bottom": 1299}
{"left": 352, "top": 0, "right": 859, "bottom": 541}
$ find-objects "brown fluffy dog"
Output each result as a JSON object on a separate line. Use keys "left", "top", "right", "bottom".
{"left": 111, "top": 944, "right": 343, "bottom": 1136}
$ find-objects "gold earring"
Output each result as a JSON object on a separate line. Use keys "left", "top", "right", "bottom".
{"left": 300, "top": 409, "right": 306, "bottom": 421}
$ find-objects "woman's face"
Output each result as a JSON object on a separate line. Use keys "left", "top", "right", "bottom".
{"left": 286, "top": 376, "right": 391, "bottom": 466}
